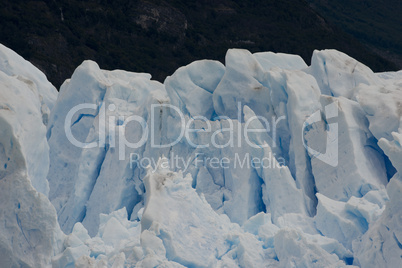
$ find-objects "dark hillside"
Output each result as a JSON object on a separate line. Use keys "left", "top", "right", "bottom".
{"left": 308, "top": 0, "right": 402, "bottom": 68}
{"left": 0, "top": 0, "right": 397, "bottom": 88}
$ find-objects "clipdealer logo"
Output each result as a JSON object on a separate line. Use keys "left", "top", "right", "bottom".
{"left": 64, "top": 102, "right": 285, "bottom": 160}
{"left": 63, "top": 101, "right": 339, "bottom": 168}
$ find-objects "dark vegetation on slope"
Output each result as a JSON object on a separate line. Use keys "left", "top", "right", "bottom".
{"left": 0, "top": 0, "right": 398, "bottom": 88}
{"left": 308, "top": 0, "right": 402, "bottom": 69}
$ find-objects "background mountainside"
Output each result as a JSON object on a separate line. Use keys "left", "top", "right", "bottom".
{"left": 0, "top": 0, "right": 399, "bottom": 88}
{"left": 308, "top": 0, "right": 402, "bottom": 70}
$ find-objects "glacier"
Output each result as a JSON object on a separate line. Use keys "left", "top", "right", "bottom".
{"left": 0, "top": 43, "right": 401, "bottom": 267}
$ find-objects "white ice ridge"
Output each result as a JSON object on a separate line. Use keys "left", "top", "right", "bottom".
{"left": 0, "top": 69, "right": 64, "bottom": 267}
{"left": 0, "top": 44, "right": 57, "bottom": 116}
{"left": 0, "top": 43, "right": 401, "bottom": 267}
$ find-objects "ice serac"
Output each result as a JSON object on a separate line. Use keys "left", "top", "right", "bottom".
{"left": 376, "top": 70, "right": 402, "bottom": 81}
{"left": 213, "top": 49, "right": 274, "bottom": 120}
{"left": 141, "top": 159, "right": 270, "bottom": 267}
{"left": 305, "top": 49, "right": 380, "bottom": 98}
{"left": 274, "top": 228, "right": 347, "bottom": 267}
{"left": 214, "top": 119, "right": 265, "bottom": 224}
{"left": 0, "top": 43, "right": 57, "bottom": 113}
{"left": 0, "top": 71, "right": 51, "bottom": 196}
{"left": 305, "top": 96, "right": 387, "bottom": 201}
{"left": 243, "top": 106, "right": 308, "bottom": 222}
{"left": 353, "top": 76, "right": 402, "bottom": 179}
{"left": 243, "top": 212, "right": 353, "bottom": 267}
{"left": 165, "top": 60, "right": 225, "bottom": 119}
{"left": 48, "top": 60, "right": 169, "bottom": 235}
{"left": 266, "top": 68, "right": 322, "bottom": 214}
{"left": 353, "top": 131, "right": 402, "bottom": 267}
{"left": 315, "top": 193, "right": 384, "bottom": 251}
{"left": 253, "top": 51, "right": 307, "bottom": 71}
{"left": 183, "top": 114, "right": 267, "bottom": 225}
{"left": 141, "top": 160, "right": 229, "bottom": 267}
{"left": 354, "top": 81, "right": 402, "bottom": 141}
{"left": 53, "top": 208, "right": 143, "bottom": 267}
{"left": 0, "top": 74, "right": 64, "bottom": 267}
{"left": 75, "top": 68, "right": 168, "bottom": 236}
{"left": 47, "top": 60, "right": 110, "bottom": 214}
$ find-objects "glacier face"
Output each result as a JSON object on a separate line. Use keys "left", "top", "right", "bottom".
{"left": 0, "top": 43, "right": 401, "bottom": 267}
{"left": 0, "top": 65, "right": 64, "bottom": 267}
